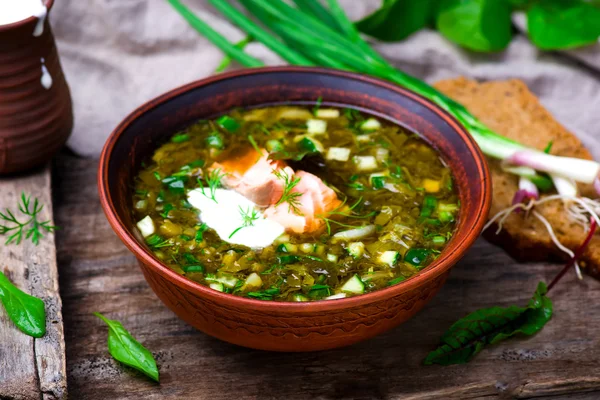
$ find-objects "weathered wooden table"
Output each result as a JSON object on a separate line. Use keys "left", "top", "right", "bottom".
{"left": 51, "top": 152, "right": 600, "bottom": 399}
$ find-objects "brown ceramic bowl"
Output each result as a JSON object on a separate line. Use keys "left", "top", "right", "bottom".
{"left": 98, "top": 67, "right": 491, "bottom": 352}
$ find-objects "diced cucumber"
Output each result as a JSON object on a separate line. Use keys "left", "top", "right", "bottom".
{"left": 360, "top": 118, "right": 381, "bottom": 131}
{"left": 341, "top": 274, "right": 365, "bottom": 294}
{"left": 292, "top": 293, "right": 309, "bottom": 302}
{"left": 376, "top": 148, "right": 390, "bottom": 162}
{"left": 206, "top": 273, "right": 239, "bottom": 289}
{"left": 136, "top": 215, "right": 155, "bottom": 238}
{"left": 438, "top": 203, "right": 459, "bottom": 222}
{"left": 300, "top": 243, "right": 316, "bottom": 253}
{"left": 326, "top": 147, "right": 351, "bottom": 162}
{"left": 326, "top": 254, "right": 339, "bottom": 263}
{"left": 325, "top": 293, "right": 347, "bottom": 300}
{"left": 306, "top": 119, "right": 327, "bottom": 134}
{"left": 206, "top": 132, "right": 225, "bottom": 149}
{"left": 370, "top": 173, "right": 386, "bottom": 189}
{"left": 315, "top": 109, "right": 340, "bottom": 119}
{"left": 244, "top": 272, "right": 263, "bottom": 289}
{"left": 378, "top": 251, "right": 400, "bottom": 267}
{"left": 277, "top": 243, "right": 298, "bottom": 253}
{"left": 209, "top": 282, "right": 225, "bottom": 292}
{"left": 297, "top": 136, "right": 324, "bottom": 153}
{"left": 353, "top": 155, "right": 378, "bottom": 171}
{"left": 135, "top": 200, "right": 148, "bottom": 211}
{"left": 275, "top": 233, "right": 290, "bottom": 243}
{"left": 266, "top": 139, "right": 284, "bottom": 152}
{"left": 347, "top": 242, "right": 365, "bottom": 258}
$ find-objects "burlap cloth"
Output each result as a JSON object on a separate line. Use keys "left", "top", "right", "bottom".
{"left": 49, "top": 0, "right": 600, "bottom": 158}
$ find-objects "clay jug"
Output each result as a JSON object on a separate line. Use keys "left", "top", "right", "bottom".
{"left": 0, "top": 0, "right": 73, "bottom": 174}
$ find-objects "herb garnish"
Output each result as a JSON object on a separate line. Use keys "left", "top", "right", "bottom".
{"left": 94, "top": 312, "right": 159, "bottom": 382}
{"left": 0, "top": 271, "right": 46, "bottom": 338}
{"left": 273, "top": 169, "right": 303, "bottom": 214}
{"left": 200, "top": 168, "right": 226, "bottom": 203}
{"left": 317, "top": 196, "right": 376, "bottom": 235}
{"left": 247, "top": 134, "right": 262, "bottom": 155}
{"left": 229, "top": 206, "right": 260, "bottom": 238}
{"left": 0, "top": 193, "right": 58, "bottom": 245}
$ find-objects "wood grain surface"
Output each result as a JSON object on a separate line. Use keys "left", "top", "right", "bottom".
{"left": 0, "top": 165, "right": 67, "bottom": 400}
{"left": 52, "top": 152, "right": 600, "bottom": 400}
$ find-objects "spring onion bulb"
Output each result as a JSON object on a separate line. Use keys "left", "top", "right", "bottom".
{"left": 506, "top": 151, "right": 600, "bottom": 185}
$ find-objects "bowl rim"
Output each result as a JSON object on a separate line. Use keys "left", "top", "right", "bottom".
{"left": 98, "top": 66, "right": 491, "bottom": 313}
{"left": 0, "top": 0, "right": 54, "bottom": 33}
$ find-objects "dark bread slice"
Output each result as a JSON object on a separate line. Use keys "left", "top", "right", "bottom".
{"left": 433, "top": 77, "right": 600, "bottom": 278}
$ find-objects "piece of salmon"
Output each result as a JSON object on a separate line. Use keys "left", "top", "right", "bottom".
{"left": 211, "top": 147, "right": 290, "bottom": 207}
{"left": 264, "top": 171, "right": 342, "bottom": 234}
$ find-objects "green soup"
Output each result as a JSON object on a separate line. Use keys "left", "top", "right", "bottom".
{"left": 132, "top": 106, "right": 458, "bottom": 301}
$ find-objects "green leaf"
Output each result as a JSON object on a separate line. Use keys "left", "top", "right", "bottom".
{"left": 0, "top": 271, "right": 46, "bottom": 338}
{"left": 527, "top": 0, "right": 600, "bottom": 50}
{"left": 436, "top": 0, "right": 513, "bottom": 52}
{"left": 356, "top": 0, "right": 435, "bottom": 42}
{"left": 424, "top": 282, "right": 552, "bottom": 365}
{"left": 94, "top": 312, "right": 159, "bottom": 382}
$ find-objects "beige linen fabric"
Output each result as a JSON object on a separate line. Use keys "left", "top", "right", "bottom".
{"left": 49, "top": 0, "right": 600, "bottom": 158}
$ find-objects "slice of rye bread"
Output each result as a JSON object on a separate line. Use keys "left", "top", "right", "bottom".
{"left": 433, "top": 77, "right": 600, "bottom": 278}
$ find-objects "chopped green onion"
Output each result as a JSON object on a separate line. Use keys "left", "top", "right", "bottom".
{"left": 216, "top": 115, "right": 240, "bottom": 132}
{"left": 388, "top": 276, "right": 406, "bottom": 286}
{"left": 183, "top": 265, "right": 205, "bottom": 273}
{"left": 171, "top": 133, "right": 190, "bottom": 143}
{"left": 405, "top": 248, "right": 431, "bottom": 268}
{"left": 420, "top": 195, "right": 437, "bottom": 218}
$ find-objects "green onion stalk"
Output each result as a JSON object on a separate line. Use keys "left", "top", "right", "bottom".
{"left": 167, "top": 0, "right": 600, "bottom": 195}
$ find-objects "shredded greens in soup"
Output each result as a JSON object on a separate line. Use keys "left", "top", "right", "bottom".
{"left": 132, "top": 105, "right": 458, "bottom": 301}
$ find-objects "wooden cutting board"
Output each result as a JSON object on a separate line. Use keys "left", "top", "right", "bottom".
{"left": 0, "top": 165, "right": 67, "bottom": 399}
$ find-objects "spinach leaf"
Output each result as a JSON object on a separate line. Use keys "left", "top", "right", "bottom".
{"left": 356, "top": 0, "right": 435, "bottom": 42}
{"left": 527, "top": 0, "right": 600, "bottom": 50}
{"left": 424, "top": 282, "right": 552, "bottom": 365}
{"left": 94, "top": 312, "right": 159, "bottom": 382}
{"left": 0, "top": 271, "right": 46, "bottom": 338}
{"left": 436, "top": 0, "right": 513, "bottom": 52}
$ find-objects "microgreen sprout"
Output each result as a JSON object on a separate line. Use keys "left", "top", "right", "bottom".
{"left": 0, "top": 193, "right": 58, "bottom": 245}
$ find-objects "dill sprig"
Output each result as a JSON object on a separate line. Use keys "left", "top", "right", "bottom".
{"left": 0, "top": 193, "right": 58, "bottom": 245}
{"left": 273, "top": 169, "right": 303, "bottom": 215}
{"left": 317, "top": 196, "right": 377, "bottom": 235}
{"left": 229, "top": 206, "right": 261, "bottom": 238}
{"left": 200, "top": 168, "right": 226, "bottom": 203}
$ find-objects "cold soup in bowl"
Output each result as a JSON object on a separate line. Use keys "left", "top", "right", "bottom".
{"left": 132, "top": 105, "right": 458, "bottom": 301}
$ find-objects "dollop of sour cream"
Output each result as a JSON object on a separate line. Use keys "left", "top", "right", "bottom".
{"left": 188, "top": 188, "right": 285, "bottom": 249}
{"left": 0, "top": 0, "right": 47, "bottom": 36}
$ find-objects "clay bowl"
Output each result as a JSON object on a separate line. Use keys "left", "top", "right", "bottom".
{"left": 99, "top": 67, "right": 491, "bottom": 352}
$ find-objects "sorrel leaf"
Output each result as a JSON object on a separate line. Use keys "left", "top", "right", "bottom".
{"left": 0, "top": 271, "right": 46, "bottom": 338}
{"left": 424, "top": 282, "right": 552, "bottom": 365}
{"left": 356, "top": 0, "right": 435, "bottom": 42}
{"left": 95, "top": 312, "right": 159, "bottom": 382}
{"left": 527, "top": 0, "right": 600, "bottom": 50}
{"left": 435, "top": 0, "right": 513, "bottom": 52}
